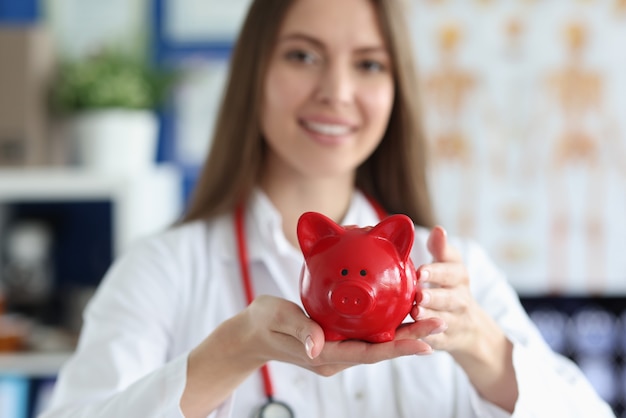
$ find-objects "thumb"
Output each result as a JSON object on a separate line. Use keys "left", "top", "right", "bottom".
{"left": 266, "top": 298, "right": 326, "bottom": 359}
{"left": 280, "top": 303, "right": 325, "bottom": 359}
{"left": 427, "top": 225, "right": 462, "bottom": 262}
{"left": 299, "top": 318, "right": 326, "bottom": 359}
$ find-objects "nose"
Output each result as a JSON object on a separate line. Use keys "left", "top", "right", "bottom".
{"left": 314, "top": 61, "right": 354, "bottom": 106}
{"left": 330, "top": 282, "right": 374, "bottom": 317}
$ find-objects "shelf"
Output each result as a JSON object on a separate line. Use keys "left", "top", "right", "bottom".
{"left": 0, "top": 165, "right": 184, "bottom": 256}
{"left": 0, "top": 165, "right": 179, "bottom": 202}
{"left": 0, "top": 167, "right": 184, "bottom": 379}
{"left": 0, "top": 352, "right": 72, "bottom": 377}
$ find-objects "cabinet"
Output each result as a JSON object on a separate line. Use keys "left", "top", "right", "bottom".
{"left": 0, "top": 166, "right": 183, "bottom": 416}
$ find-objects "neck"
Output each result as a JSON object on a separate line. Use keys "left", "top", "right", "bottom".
{"left": 260, "top": 170, "right": 355, "bottom": 249}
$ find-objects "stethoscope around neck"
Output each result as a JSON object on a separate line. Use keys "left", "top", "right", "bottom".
{"left": 234, "top": 197, "right": 387, "bottom": 418}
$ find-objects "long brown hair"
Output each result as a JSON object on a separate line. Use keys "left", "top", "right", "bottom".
{"left": 181, "top": 0, "right": 435, "bottom": 228}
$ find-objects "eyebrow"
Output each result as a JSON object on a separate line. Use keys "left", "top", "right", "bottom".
{"left": 278, "top": 33, "right": 388, "bottom": 54}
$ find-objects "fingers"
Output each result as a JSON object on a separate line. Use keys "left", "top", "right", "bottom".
{"left": 426, "top": 226, "right": 462, "bottom": 263}
{"left": 267, "top": 298, "right": 326, "bottom": 359}
{"left": 315, "top": 317, "right": 444, "bottom": 365}
{"left": 395, "top": 316, "right": 447, "bottom": 341}
{"left": 344, "top": 339, "right": 434, "bottom": 362}
{"left": 253, "top": 296, "right": 443, "bottom": 375}
{"left": 418, "top": 261, "right": 468, "bottom": 289}
{"left": 420, "top": 288, "right": 452, "bottom": 312}
{"left": 317, "top": 336, "right": 433, "bottom": 366}
{"left": 420, "top": 286, "right": 471, "bottom": 314}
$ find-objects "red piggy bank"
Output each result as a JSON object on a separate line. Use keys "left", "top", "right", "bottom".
{"left": 297, "top": 211, "right": 420, "bottom": 343}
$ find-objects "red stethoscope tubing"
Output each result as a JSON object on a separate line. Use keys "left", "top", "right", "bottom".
{"left": 234, "top": 195, "right": 387, "bottom": 401}
{"left": 235, "top": 204, "right": 276, "bottom": 400}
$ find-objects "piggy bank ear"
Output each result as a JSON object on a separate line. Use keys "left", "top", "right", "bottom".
{"left": 297, "top": 212, "right": 344, "bottom": 258}
{"left": 369, "top": 214, "right": 415, "bottom": 261}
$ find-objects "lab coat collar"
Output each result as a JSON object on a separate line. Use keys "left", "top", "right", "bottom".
{"left": 219, "top": 188, "right": 381, "bottom": 264}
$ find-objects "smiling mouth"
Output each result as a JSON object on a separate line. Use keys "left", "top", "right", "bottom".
{"left": 302, "top": 120, "right": 354, "bottom": 137}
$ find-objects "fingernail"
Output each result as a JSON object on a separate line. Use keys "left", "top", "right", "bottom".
{"left": 419, "top": 269, "right": 430, "bottom": 282}
{"left": 305, "top": 336, "right": 314, "bottom": 359}
{"left": 430, "top": 323, "right": 448, "bottom": 335}
{"left": 421, "top": 291, "right": 431, "bottom": 305}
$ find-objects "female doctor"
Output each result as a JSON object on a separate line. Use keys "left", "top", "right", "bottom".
{"left": 43, "top": 0, "right": 614, "bottom": 417}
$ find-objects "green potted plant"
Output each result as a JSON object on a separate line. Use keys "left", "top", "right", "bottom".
{"left": 50, "top": 48, "right": 177, "bottom": 174}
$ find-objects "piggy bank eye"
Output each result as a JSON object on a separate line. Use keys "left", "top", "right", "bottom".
{"left": 360, "top": 269, "right": 367, "bottom": 276}
{"left": 341, "top": 269, "right": 348, "bottom": 276}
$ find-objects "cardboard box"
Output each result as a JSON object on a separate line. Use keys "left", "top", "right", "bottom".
{"left": 0, "top": 25, "right": 55, "bottom": 166}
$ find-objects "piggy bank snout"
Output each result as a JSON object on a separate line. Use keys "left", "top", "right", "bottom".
{"left": 329, "top": 281, "right": 375, "bottom": 317}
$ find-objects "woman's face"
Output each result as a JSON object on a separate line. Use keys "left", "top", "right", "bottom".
{"left": 260, "top": 0, "right": 395, "bottom": 181}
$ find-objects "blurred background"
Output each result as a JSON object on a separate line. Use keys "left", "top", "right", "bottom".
{"left": 0, "top": 0, "right": 625, "bottom": 417}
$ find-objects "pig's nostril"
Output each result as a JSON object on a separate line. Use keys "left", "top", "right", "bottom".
{"left": 342, "top": 297, "right": 362, "bottom": 305}
{"left": 331, "top": 283, "right": 373, "bottom": 316}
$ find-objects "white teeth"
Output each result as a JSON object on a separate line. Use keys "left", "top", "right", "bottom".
{"left": 304, "top": 121, "right": 352, "bottom": 136}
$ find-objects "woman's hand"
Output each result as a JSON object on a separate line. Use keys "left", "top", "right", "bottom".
{"left": 183, "top": 289, "right": 443, "bottom": 417}
{"left": 410, "top": 226, "right": 490, "bottom": 356}
{"left": 241, "top": 295, "right": 443, "bottom": 377}
{"left": 411, "top": 226, "right": 518, "bottom": 412}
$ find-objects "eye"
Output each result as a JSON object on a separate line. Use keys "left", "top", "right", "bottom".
{"left": 357, "top": 59, "right": 386, "bottom": 73}
{"left": 360, "top": 269, "right": 367, "bottom": 276}
{"left": 341, "top": 269, "right": 348, "bottom": 276}
{"left": 285, "top": 49, "right": 317, "bottom": 65}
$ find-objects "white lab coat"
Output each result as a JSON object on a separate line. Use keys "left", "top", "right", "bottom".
{"left": 41, "top": 190, "right": 614, "bottom": 418}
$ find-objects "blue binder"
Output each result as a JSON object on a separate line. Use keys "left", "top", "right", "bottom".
{"left": 0, "top": 375, "right": 28, "bottom": 418}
